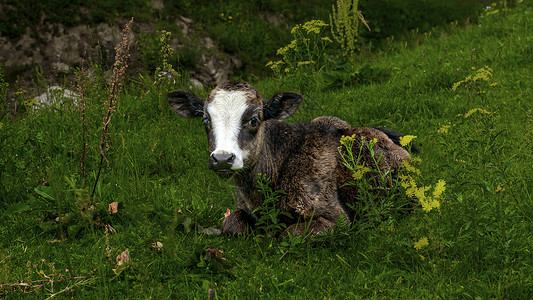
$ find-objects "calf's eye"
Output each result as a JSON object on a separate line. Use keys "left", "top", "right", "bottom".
{"left": 249, "top": 116, "right": 260, "bottom": 127}
{"left": 203, "top": 117, "right": 210, "bottom": 126}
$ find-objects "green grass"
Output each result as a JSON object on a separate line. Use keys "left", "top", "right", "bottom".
{"left": 1, "top": 7, "right": 533, "bottom": 299}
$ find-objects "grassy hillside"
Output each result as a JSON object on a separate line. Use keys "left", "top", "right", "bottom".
{"left": 1, "top": 5, "right": 532, "bottom": 299}
{"left": 1, "top": 0, "right": 487, "bottom": 84}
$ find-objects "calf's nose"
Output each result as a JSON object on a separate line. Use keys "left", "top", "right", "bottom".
{"left": 209, "top": 153, "right": 236, "bottom": 170}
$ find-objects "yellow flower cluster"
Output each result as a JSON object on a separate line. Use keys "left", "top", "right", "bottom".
{"left": 400, "top": 160, "right": 444, "bottom": 213}
{"left": 414, "top": 237, "right": 429, "bottom": 250}
{"left": 352, "top": 164, "right": 371, "bottom": 180}
{"left": 297, "top": 60, "right": 315, "bottom": 67}
{"left": 452, "top": 66, "right": 494, "bottom": 91}
{"left": 338, "top": 134, "right": 374, "bottom": 180}
{"left": 400, "top": 160, "right": 421, "bottom": 176}
{"left": 276, "top": 40, "right": 298, "bottom": 56}
{"left": 399, "top": 135, "right": 417, "bottom": 147}
{"left": 495, "top": 184, "right": 506, "bottom": 193}
{"left": 267, "top": 19, "right": 331, "bottom": 76}
{"left": 401, "top": 176, "right": 444, "bottom": 212}
{"left": 472, "top": 66, "right": 493, "bottom": 82}
{"left": 464, "top": 107, "right": 491, "bottom": 118}
{"left": 438, "top": 122, "right": 455, "bottom": 134}
{"left": 433, "top": 180, "right": 446, "bottom": 199}
{"left": 301, "top": 19, "right": 328, "bottom": 34}
{"left": 339, "top": 134, "right": 356, "bottom": 146}
{"left": 265, "top": 60, "right": 284, "bottom": 72}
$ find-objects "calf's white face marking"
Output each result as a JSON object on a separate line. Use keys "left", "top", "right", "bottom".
{"left": 207, "top": 90, "right": 250, "bottom": 170}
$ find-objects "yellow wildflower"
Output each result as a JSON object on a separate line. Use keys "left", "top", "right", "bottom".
{"left": 464, "top": 108, "right": 491, "bottom": 118}
{"left": 438, "top": 123, "right": 455, "bottom": 134}
{"left": 464, "top": 108, "right": 477, "bottom": 118}
{"left": 404, "top": 184, "right": 415, "bottom": 196}
{"left": 277, "top": 45, "right": 289, "bottom": 56}
{"left": 288, "top": 40, "right": 297, "bottom": 49}
{"left": 399, "top": 135, "right": 417, "bottom": 147}
{"left": 420, "top": 200, "right": 431, "bottom": 212}
{"left": 340, "top": 134, "right": 356, "bottom": 146}
{"left": 266, "top": 60, "right": 284, "bottom": 73}
{"left": 472, "top": 66, "right": 493, "bottom": 82}
{"left": 452, "top": 81, "right": 462, "bottom": 91}
{"left": 414, "top": 237, "right": 429, "bottom": 251}
{"left": 414, "top": 185, "right": 431, "bottom": 202}
{"left": 429, "top": 198, "right": 441, "bottom": 211}
{"left": 495, "top": 185, "right": 505, "bottom": 193}
{"left": 399, "top": 174, "right": 412, "bottom": 188}
{"left": 401, "top": 160, "right": 421, "bottom": 175}
{"left": 403, "top": 177, "right": 418, "bottom": 197}
{"left": 420, "top": 196, "right": 440, "bottom": 212}
{"left": 411, "top": 156, "right": 422, "bottom": 163}
{"left": 290, "top": 24, "right": 301, "bottom": 34}
{"left": 438, "top": 125, "right": 450, "bottom": 134}
{"left": 352, "top": 165, "right": 370, "bottom": 180}
{"left": 297, "top": 60, "right": 315, "bottom": 67}
{"left": 302, "top": 20, "right": 328, "bottom": 34}
{"left": 433, "top": 180, "right": 446, "bottom": 199}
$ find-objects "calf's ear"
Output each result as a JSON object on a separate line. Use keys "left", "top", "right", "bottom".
{"left": 168, "top": 91, "right": 204, "bottom": 118}
{"left": 263, "top": 92, "right": 303, "bottom": 120}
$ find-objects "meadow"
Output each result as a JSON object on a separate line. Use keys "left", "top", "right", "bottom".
{"left": 1, "top": 4, "right": 532, "bottom": 299}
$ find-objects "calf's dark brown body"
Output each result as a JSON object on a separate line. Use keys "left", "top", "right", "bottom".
{"left": 222, "top": 118, "right": 410, "bottom": 235}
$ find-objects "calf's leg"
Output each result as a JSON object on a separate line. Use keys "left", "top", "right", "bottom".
{"left": 282, "top": 216, "right": 337, "bottom": 236}
{"left": 222, "top": 209, "right": 255, "bottom": 235}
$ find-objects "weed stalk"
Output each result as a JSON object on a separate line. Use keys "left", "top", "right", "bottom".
{"left": 76, "top": 60, "right": 88, "bottom": 189}
{"left": 91, "top": 18, "right": 133, "bottom": 198}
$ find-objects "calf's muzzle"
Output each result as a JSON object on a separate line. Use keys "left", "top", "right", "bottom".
{"left": 209, "top": 153, "right": 236, "bottom": 172}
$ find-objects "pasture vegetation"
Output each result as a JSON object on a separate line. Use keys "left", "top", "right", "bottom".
{"left": 1, "top": 3, "right": 533, "bottom": 299}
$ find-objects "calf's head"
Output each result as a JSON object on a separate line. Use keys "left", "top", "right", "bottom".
{"left": 168, "top": 82, "right": 302, "bottom": 177}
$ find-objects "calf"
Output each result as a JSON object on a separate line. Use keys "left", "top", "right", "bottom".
{"left": 168, "top": 81, "right": 411, "bottom": 235}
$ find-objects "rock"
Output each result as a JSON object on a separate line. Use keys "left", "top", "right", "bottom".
{"left": 259, "top": 12, "right": 287, "bottom": 27}
{"left": 33, "top": 86, "right": 79, "bottom": 110}
{"left": 2, "top": 12, "right": 243, "bottom": 94}
{"left": 176, "top": 16, "right": 193, "bottom": 36}
{"left": 189, "top": 77, "right": 204, "bottom": 90}
{"left": 52, "top": 62, "right": 70, "bottom": 74}
{"left": 151, "top": 0, "right": 164, "bottom": 10}
{"left": 203, "top": 37, "right": 215, "bottom": 49}
{"left": 1, "top": 21, "right": 128, "bottom": 83}
{"left": 179, "top": 16, "right": 193, "bottom": 24}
